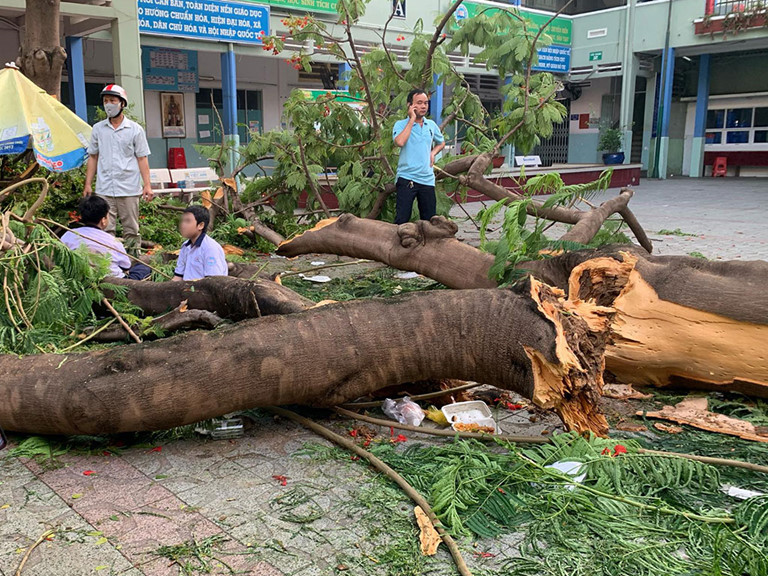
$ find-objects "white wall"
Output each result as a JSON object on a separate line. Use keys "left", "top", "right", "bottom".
{"left": 569, "top": 77, "right": 611, "bottom": 136}
{"left": 80, "top": 39, "right": 115, "bottom": 83}
{"left": 682, "top": 101, "right": 696, "bottom": 176}
{"left": 134, "top": 47, "right": 300, "bottom": 137}
{"left": 194, "top": 50, "right": 296, "bottom": 132}
{"left": 567, "top": 77, "right": 611, "bottom": 164}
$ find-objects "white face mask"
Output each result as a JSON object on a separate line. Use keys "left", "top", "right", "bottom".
{"left": 104, "top": 102, "right": 122, "bottom": 118}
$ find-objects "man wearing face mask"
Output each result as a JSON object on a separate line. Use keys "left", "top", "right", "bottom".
{"left": 83, "top": 85, "right": 152, "bottom": 257}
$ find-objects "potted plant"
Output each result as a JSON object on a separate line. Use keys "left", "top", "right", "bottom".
{"left": 598, "top": 127, "right": 625, "bottom": 165}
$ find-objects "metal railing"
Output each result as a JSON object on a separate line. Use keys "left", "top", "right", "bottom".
{"left": 707, "top": 0, "right": 766, "bottom": 16}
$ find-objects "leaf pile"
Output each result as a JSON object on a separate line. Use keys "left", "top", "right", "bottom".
{"left": 371, "top": 432, "right": 768, "bottom": 576}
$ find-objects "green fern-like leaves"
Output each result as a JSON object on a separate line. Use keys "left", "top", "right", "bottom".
{"left": 370, "top": 432, "right": 768, "bottom": 576}
{"left": 0, "top": 224, "right": 117, "bottom": 355}
{"left": 477, "top": 169, "right": 634, "bottom": 286}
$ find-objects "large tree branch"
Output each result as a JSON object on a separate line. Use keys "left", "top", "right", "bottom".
{"left": 277, "top": 214, "right": 497, "bottom": 289}
{"left": 105, "top": 276, "right": 313, "bottom": 319}
{"left": 0, "top": 281, "right": 612, "bottom": 436}
{"left": 90, "top": 306, "right": 224, "bottom": 343}
{"left": 280, "top": 222, "right": 768, "bottom": 398}
{"left": 364, "top": 182, "right": 397, "bottom": 220}
{"left": 440, "top": 153, "right": 651, "bottom": 249}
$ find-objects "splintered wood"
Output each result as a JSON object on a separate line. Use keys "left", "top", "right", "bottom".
{"left": 414, "top": 506, "right": 441, "bottom": 556}
{"left": 640, "top": 397, "right": 768, "bottom": 443}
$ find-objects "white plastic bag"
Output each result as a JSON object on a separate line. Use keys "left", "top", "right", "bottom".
{"left": 382, "top": 396, "right": 425, "bottom": 427}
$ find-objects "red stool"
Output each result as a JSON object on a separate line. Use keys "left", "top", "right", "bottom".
{"left": 712, "top": 156, "right": 727, "bottom": 177}
{"left": 168, "top": 147, "right": 187, "bottom": 170}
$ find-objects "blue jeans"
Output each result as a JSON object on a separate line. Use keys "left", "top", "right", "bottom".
{"left": 394, "top": 178, "right": 436, "bottom": 224}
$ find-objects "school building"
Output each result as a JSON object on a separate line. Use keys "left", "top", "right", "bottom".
{"left": 1, "top": 0, "right": 766, "bottom": 177}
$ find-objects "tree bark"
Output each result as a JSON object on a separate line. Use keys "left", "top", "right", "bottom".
{"left": 277, "top": 214, "right": 497, "bottom": 289}
{"left": 91, "top": 306, "right": 224, "bottom": 343}
{"left": 18, "top": 0, "right": 67, "bottom": 97}
{"left": 276, "top": 216, "right": 768, "bottom": 397}
{"left": 105, "top": 276, "right": 313, "bottom": 319}
{"left": 568, "top": 250, "right": 768, "bottom": 397}
{"left": 0, "top": 280, "right": 612, "bottom": 436}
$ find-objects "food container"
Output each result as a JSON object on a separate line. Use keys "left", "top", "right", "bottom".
{"left": 441, "top": 401, "right": 500, "bottom": 434}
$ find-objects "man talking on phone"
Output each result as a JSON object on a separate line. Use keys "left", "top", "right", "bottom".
{"left": 392, "top": 89, "right": 445, "bottom": 224}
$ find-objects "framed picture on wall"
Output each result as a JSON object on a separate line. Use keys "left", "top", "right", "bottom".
{"left": 161, "top": 92, "right": 185, "bottom": 138}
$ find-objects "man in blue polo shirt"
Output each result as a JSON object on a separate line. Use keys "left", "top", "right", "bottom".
{"left": 172, "top": 206, "right": 228, "bottom": 281}
{"left": 392, "top": 89, "right": 445, "bottom": 224}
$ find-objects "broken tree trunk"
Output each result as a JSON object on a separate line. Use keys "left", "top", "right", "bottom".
{"left": 276, "top": 216, "right": 768, "bottom": 397}
{"left": 569, "top": 251, "right": 768, "bottom": 397}
{"left": 0, "top": 279, "right": 612, "bottom": 436}
{"left": 90, "top": 306, "right": 224, "bottom": 343}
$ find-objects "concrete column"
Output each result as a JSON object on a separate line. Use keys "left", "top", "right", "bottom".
{"left": 502, "top": 75, "right": 514, "bottom": 166}
{"left": 640, "top": 74, "right": 656, "bottom": 171}
{"left": 656, "top": 46, "right": 675, "bottom": 179}
{"left": 221, "top": 45, "right": 239, "bottom": 174}
{"left": 65, "top": 36, "right": 87, "bottom": 121}
{"left": 110, "top": 4, "right": 144, "bottom": 122}
{"left": 619, "top": 0, "right": 636, "bottom": 163}
{"left": 689, "top": 53, "right": 710, "bottom": 178}
{"left": 431, "top": 73, "right": 444, "bottom": 124}
{"left": 338, "top": 62, "right": 351, "bottom": 90}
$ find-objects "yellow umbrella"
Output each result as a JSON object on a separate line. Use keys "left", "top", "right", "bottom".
{"left": 0, "top": 63, "right": 92, "bottom": 172}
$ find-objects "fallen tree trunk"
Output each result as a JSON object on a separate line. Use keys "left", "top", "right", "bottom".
{"left": 105, "top": 275, "right": 313, "bottom": 319}
{"left": 276, "top": 216, "right": 768, "bottom": 396}
{"left": 0, "top": 279, "right": 612, "bottom": 436}
{"left": 569, "top": 251, "right": 768, "bottom": 397}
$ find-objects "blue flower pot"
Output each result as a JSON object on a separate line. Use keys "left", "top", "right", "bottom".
{"left": 602, "top": 152, "right": 625, "bottom": 165}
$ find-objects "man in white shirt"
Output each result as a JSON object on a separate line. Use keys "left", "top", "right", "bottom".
{"left": 83, "top": 84, "right": 152, "bottom": 257}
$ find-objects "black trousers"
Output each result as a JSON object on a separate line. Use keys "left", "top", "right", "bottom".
{"left": 394, "top": 178, "right": 436, "bottom": 224}
{"left": 124, "top": 262, "right": 152, "bottom": 281}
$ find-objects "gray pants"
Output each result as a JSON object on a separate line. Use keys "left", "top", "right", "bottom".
{"left": 100, "top": 194, "right": 141, "bottom": 255}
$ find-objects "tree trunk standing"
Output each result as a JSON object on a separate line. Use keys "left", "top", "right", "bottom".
{"left": 0, "top": 281, "right": 612, "bottom": 436}
{"left": 17, "top": 0, "right": 67, "bottom": 97}
{"left": 276, "top": 218, "right": 768, "bottom": 396}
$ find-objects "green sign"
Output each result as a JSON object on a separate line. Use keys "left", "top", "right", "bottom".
{"left": 300, "top": 89, "right": 358, "bottom": 104}
{"left": 589, "top": 51, "right": 603, "bottom": 62}
{"left": 256, "top": 0, "right": 338, "bottom": 14}
{"left": 459, "top": 3, "right": 572, "bottom": 45}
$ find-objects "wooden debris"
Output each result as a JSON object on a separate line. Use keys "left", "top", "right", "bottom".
{"left": 640, "top": 397, "right": 768, "bottom": 443}
{"left": 614, "top": 419, "right": 647, "bottom": 433}
{"left": 414, "top": 506, "right": 441, "bottom": 556}
{"left": 222, "top": 244, "right": 245, "bottom": 256}
{"left": 603, "top": 383, "right": 652, "bottom": 400}
{"left": 654, "top": 422, "right": 683, "bottom": 434}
